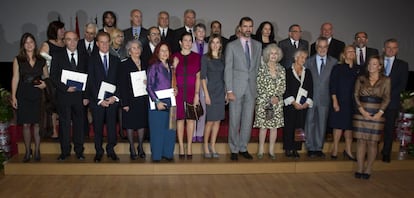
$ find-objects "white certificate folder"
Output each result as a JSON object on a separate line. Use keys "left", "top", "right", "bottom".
{"left": 61, "top": 69, "right": 88, "bottom": 91}
{"left": 130, "top": 71, "right": 148, "bottom": 97}
{"left": 149, "top": 88, "right": 176, "bottom": 110}
{"left": 98, "top": 81, "right": 116, "bottom": 100}
{"left": 295, "top": 87, "right": 308, "bottom": 105}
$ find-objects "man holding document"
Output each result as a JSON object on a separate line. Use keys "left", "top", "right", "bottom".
{"left": 87, "top": 32, "right": 121, "bottom": 162}
{"left": 50, "top": 31, "right": 88, "bottom": 161}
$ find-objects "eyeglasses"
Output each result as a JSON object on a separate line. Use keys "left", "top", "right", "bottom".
{"left": 290, "top": 30, "right": 302, "bottom": 33}
{"left": 86, "top": 31, "right": 96, "bottom": 35}
{"left": 150, "top": 33, "right": 160, "bottom": 36}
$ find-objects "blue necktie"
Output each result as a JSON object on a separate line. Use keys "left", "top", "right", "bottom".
{"left": 245, "top": 40, "right": 250, "bottom": 68}
{"left": 103, "top": 55, "right": 108, "bottom": 75}
{"left": 385, "top": 58, "right": 391, "bottom": 76}
{"left": 199, "top": 43, "right": 203, "bottom": 55}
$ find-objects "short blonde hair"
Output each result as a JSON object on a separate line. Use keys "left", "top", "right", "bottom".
{"left": 110, "top": 28, "right": 123, "bottom": 45}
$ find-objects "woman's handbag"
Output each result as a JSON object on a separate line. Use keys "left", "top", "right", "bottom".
{"left": 264, "top": 102, "right": 274, "bottom": 120}
{"left": 294, "top": 128, "right": 306, "bottom": 142}
{"left": 185, "top": 102, "right": 204, "bottom": 120}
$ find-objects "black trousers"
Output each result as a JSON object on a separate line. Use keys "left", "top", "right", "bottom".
{"left": 91, "top": 103, "right": 118, "bottom": 155}
{"left": 382, "top": 108, "right": 399, "bottom": 156}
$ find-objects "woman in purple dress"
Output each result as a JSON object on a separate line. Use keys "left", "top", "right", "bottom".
{"left": 172, "top": 32, "right": 201, "bottom": 159}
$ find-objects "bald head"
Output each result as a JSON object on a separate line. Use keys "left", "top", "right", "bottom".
{"left": 64, "top": 31, "right": 79, "bottom": 52}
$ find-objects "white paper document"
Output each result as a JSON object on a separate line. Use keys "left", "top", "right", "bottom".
{"left": 130, "top": 71, "right": 147, "bottom": 97}
{"left": 149, "top": 88, "right": 176, "bottom": 110}
{"left": 60, "top": 69, "right": 88, "bottom": 91}
{"left": 295, "top": 87, "right": 308, "bottom": 105}
{"left": 98, "top": 81, "right": 116, "bottom": 100}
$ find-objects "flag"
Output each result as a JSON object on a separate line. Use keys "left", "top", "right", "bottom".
{"left": 94, "top": 15, "right": 98, "bottom": 25}
{"left": 75, "top": 15, "right": 80, "bottom": 38}
{"left": 57, "top": 15, "right": 61, "bottom": 22}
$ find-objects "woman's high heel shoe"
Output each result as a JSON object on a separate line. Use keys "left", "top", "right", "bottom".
{"left": 34, "top": 149, "right": 41, "bottom": 161}
{"left": 22, "top": 149, "right": 32, "bottom": 163}
{"left": 343, "top": 150, "right": 357, "bottom": 161}
{"left": 130, "top": 146, "right": 137, "bottom": 160}
{"left": 138, "top": 146, "right": 146, "bottom": 159}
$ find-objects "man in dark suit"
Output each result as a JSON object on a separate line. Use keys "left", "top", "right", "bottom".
{"left": 78, "top": 23, "right": 98, "bottom": 57}
{"left": 381, "top": 38, "right": 409, "bottom": 163}
{"left": 99, "top": 11, "right": 117, "bottom": 33}
{"left": 305, "top": 37, "right": 337, "bottom": 158}
{"left": 50, "top": 31, "right": 88, "bottom": 161}
{"left": 173, "top": 9, "right": 196, "bottom": 52}
{"left": 354, "top": 32, "right": 379, "bottom": 73}
{"left": 123, "top": 9, "right": 148, "bottom": 47}
{"left": 141, "top": 27, "right": 161, "bottom": 67}
{"left": 310, "top": 23, "right": 345, "bottom": 60}
{"left": 278, "top": 24, "right": 309, "bottom": 68}
{"left": 225, "top": 17, "right": 262, "bottom": 161}
{"left": 87, "top": 32, "right": 121, "bottom": 162}
{"left": 157, "top": 11, "right": 175, "bottom": 48}
{"left": 205, "top": 20, "right": 229, "bottom": 50}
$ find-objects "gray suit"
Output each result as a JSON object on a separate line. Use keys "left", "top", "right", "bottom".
{"left": 304, "top": 55, "right": 337, "bottom": 151}
{"left": 225, "top": 38, "right": 262, "bottom": 153}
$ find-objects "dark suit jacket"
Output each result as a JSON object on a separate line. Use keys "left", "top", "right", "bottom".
{"left": 77, "top": 39, "right": 98, "bottom": 57}
{"left": 123, "top": 27, "right": 148, "bottom": 46}
{"left": 310, "top": 38, "right": 345, "bottom": 60}
{"left": 141, "top": 43, "right": 153, "bottom": 68}
{"left": 50, "top": 50, "right": 88, "bottom": 102}
{"left": 278, "top": 38, "right": 309, "bottom": 68}
{"left": 160, "top": 27, "right": 175, "bottom": 48}
{"left": 387, "top": 58, "right": 409, "bottom": 109}
{"left": 87, "top": 52, "right": 121, "bottom": 106}
{"left": 358, "top": 47, "right": 379, "bottom": 74}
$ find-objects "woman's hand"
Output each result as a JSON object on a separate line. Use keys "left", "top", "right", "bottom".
{"left": 333, "top": 101, "right": 340, "bottom": 112}
{"left": 292, "top": 102, "right": 302, "bottom": 110}
{"left": 157, "top": 101, "right": 167, "bottom": 110}
{"left": 271, "top": 96, "right": 279, "bottom": 105}
{"left": 301, "top": 103, "right": 309, "bottom": 109}
{"left": 226, "top": 92, "right": 236, "bottom": 102}
{"left": 205, "top": 94, "right": 211, "bottom": 105}
{"left": 193, "top": 94, "right": 199, "bottom": 105}
{"left": 11, "top": 97, "right": 17, "bottom": 109}
{"left": 34, "top": 80, "right": 46, "bottom": 89}
{"left": 372, "top": 112, "right": 383, "bottom": 121}
{"left": 172, "top": 57, "right": 179, "bottom": 69}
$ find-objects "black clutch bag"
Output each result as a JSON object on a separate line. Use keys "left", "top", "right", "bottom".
{"left": 264, "top": 103, "right": 274, "bottom": 120}
{"left": 185, "top": 102, "right": 204, "bottom": 120}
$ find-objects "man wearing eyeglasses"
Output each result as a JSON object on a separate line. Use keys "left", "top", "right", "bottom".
{"left": 141, "top": 27, "right": 161, "bottom": 67}
{"left": 353, "top": 32, "right": 379, "bottom": 74}
{"left": 278, "top": 24, "right": 309, "bottom": 69}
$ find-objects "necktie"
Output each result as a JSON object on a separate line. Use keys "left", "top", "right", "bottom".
{"left": 188, "top": 29, "right": 194, "bottom": 41}
{"left": 199, "top": 43, "right": 204, "bottom": 55}
{"left": 245, "top": 40, "right": 251, "bottom": 68}
{"left": 320, "top": 58, "right": 325, "bottom": 75}
{"left": 385, "top": 58, "right": 391, "bottom": 76}
{"left": 161, "top": 29, "right": 166, "bottom": 40}
{"left": 134, "top": 29, "right": 138, "bottom": 40}
{"left": 359, "top": 48, "right": 364, "bottom": 65}
{"left": 87, "top": 43, "right": 92, "bottom": 55}
{"left": 70, "top": 53, "right": 76, "bottom": 68}
{"left": 103, "top": 55, "right": 108, "bottom": 75}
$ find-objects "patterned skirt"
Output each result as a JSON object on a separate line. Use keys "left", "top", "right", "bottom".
{"left": 353, "top": 96, "right": 385, "bottom": 141}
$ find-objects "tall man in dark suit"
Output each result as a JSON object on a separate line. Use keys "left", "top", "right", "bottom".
{"left": 381, "top": 38, "right": 409, "bottom": 163}
{"left": 123, "top": 9, "right": 148, "bottom": 46}
{"left": 157, "top": 11, "right": 175, "bottom": 47}
{"left": 354, "top": 32, "right": 379, "bottom": 72}
{"left": 225, "top": 17, "right": 262, "bottom": 161}
{"left": 173, "top": 9, "right": 196, "bottom": 52}
{"left": 141, "top": 27, "right": 161, "bottom": 68}
{"left": 310, "top": 23, "right": 345, "bottom": 60}
{"left": 50, "top": 31, "right": 88, "bottom": 161}
{"left": 305, "top": 37, "right": 337, "bottom": 158}
{"left": 278, "top": 24, "right": 309, "bottom": 68}
{"left": 87, "top": 32, "right": 121, "bottom": 162}
{"left": 78, "top": 23, "right": 98, "bottom": 57}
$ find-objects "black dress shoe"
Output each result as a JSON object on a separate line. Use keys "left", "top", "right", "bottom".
{"left": 354, "top": 172, "right": 363, "bottom": 179}
{"left": 307, "top": 151, "right": 317, "bottom": 158}
{"left": 94, "top": 154, "right": 103, "bottom": 162}
{"left": 285, "top": 150, "right": 293, "bottom": 157}
{"left": 162, "top": 156, "right": 173, "bottom": 162}
{"left": 362, "top": 173, "right": 371, "bottom": 180}
{"left": 76, "top": 153, "right": 85, "bottom": 160}
{"left": 130, "top": 154, "right": 138, "bottom": 160}
{"left": 239, "top": 151, "right": 253, "bottom": 160}
{"left": 382, "top": 154, "right": 391, "bottom": 163}
{"left": 57, "top": 154, "right": 69, "bottom": 161}
{"left": 230, "top": 153, "right": 238, "bottom": 161}
{"left": 316, "top": 151, "right": 326, "bottom": 158}
{"left": 108, "top": 152, "right": 120, "bottom": 161}
{"left": 293, "top": 150, "right": 300, "bottom": 159}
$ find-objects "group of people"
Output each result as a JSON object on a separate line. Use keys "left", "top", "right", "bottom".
{"left": 10, "top": 9, "right": 409, "bottom": 179}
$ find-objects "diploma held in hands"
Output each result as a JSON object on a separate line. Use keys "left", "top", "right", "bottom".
{"left": 149, "top": 88, "right": 176, "bottom": 110}
{"left": 130, "top": 71, "right": 147, "bottom": 97}
{"left": 61, "top": 69, "right": 88, "bottom": 91}
{"left": 98, "top": 81, "right": 116, "bottom": 100}
{"left": 295, "top": 87, "right": 308, "bottom": 105}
